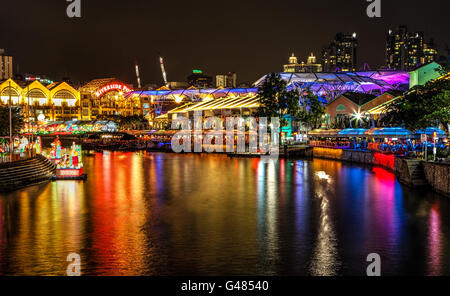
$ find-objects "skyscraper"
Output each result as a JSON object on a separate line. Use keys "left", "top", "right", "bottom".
{"left": 187, "top": 70, "right": 213, "bottom": 88}
{"left": 216, "top": 72, "right": 237, "bottom": 88}
{"left": 0, "top": 48, "right": 13, "bottom": 80}
{"left": 423, "top": 39, "right": 439, "bottom": 65}
{"left": 386, "top": 26, "right": 438, "bottom": 71}
{"left": 322, "top": 33, "right": 358, "bottom": 72}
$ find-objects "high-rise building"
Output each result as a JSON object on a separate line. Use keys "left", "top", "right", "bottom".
{"left": 187, "top": 70, "right": 213, "bottom": 88}
{"left": 322, "top": 33, "right": 358, "bottom": 72}
{"left": 423, "top": 39, "right": 439, "bottom": 65}
{"left": 0, "top": 48, "right": 13, "bottom": 80}
{"left": 386, "top": 26, "right": 438, "bottom": 71}
{"left": 283, "top": 53, "right": 322, "bottom": 73}
{"left": 216, "top": 72, "right": 237, "bottom": 88}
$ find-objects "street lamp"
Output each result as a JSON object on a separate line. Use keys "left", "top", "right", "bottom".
{"left": 8, "top": 81, "right": 12, "bottom": 159}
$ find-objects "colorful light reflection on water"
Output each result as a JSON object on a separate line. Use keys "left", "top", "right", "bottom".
{"left": 0, "top": 152, "right": 449, "bottom": 275}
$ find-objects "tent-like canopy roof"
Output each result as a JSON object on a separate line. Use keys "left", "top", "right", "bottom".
{"left": 254, "top": 71, "right": 409, "bottom": 101}
{"left": 126, "top": 87, "right": 258, "bottom": 102}
{"left": 338, "top": 128, "right": 368, "bottom": 137}
{"left": 415, "top": 127, "right": 447, "bottom": 138}
{"left": 168, "top": 95, "right": 260, "bottom": 113}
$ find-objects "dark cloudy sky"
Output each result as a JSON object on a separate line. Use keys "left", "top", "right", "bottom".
{"left": 1, "top": 0, "right": 449, "bottom": 86}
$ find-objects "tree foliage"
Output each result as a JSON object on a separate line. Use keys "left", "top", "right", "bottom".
{"left": 256, "top": 73, "right": 300, "bottom": 122}
{"left": 0, "top": 106, "right": 24, "bottom": 137}
{"left": 381, "top": 76, "right": 450, "bottom": 132}
{"left": 296, "top": 89, "right": 327, "bottom": 130}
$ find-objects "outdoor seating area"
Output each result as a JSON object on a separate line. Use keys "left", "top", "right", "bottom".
{"left": 308, "top": 127, "right": 449, "bottom": 158}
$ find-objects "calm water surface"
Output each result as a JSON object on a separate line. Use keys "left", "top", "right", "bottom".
{"left": 0, "top": 152, "right": 449, "bottom": 275}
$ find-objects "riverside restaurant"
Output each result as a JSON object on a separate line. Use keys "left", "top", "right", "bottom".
{"left": 309, "top": 127, "right": 448, "bottom": 155}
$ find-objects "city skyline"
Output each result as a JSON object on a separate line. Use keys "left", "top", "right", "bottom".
{"left": 0, "top": 0, "right": 449, "bottom": 86}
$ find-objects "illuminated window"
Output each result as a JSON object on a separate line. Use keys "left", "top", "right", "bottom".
{"left": 336, "top": 104, "right": 346, "bottom": 112}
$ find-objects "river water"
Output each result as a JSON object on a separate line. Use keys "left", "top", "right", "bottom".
{"left": 0, "top": 151, "right": 449, "bottom": 275}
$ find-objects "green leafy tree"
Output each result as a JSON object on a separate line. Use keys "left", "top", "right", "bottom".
{"left": 296, "top": 89, "right": 326, "bottom": 130}
{"left": 256, "top": 73, "right": 300, "bottom": 124}
{"left": 0, "top": 106, "right": 24, "bottom": 137}
{"left": 381, "top": 76, "right": 450, "bottom": 132}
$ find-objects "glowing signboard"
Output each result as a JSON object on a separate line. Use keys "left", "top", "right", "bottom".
{"left": 56, "top": 168, "right": 84, "bottom": 177}
{"left": 95, "top": 83, "right": 132, "bottom": 97}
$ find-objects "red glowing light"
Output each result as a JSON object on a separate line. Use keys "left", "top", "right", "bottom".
{"left": 56, "top": 168, "right": 84, "bottom": 177}
{"left": 95, "top": 83, "right": 132, "bottom": 97}
{"left": 373, "top": 152, "right": 395, "bottom": 171}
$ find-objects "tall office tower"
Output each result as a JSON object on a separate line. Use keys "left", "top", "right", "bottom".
{"left": 187, "top": 70, "right": 213, "bottom": 88}
{"left": 386, "top": 26, "right": 438, "bottom": 71}
{"left": 216, "top": 72, "right": 237, "bottom": 88}
{"left": 322, "top": 33, "right": 358, "bottom": 72}
{"left": 423, "top": 39, "right": 439, "bottom": 65}
{"left": 0, "top": 48, "right": 13, "bottom": 80}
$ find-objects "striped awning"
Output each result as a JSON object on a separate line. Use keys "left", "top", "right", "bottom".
{"left": 168, "top": 95, "right": 260, "bottom": 113}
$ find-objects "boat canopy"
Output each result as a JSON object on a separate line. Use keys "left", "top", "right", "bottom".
{"left": 365, "top": 127, "right": 413, "bottom": 139}
{"left": 414, "top": 127, "right": 447, "bottom": 138}
{"left": 338, "top": 128, "right": 367, "bottom": 137}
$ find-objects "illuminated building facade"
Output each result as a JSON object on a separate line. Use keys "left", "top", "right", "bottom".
{"left": 0, "top": 78, "right": 80, "bottom": 121}
{"left": 284, "top": 53, "right": 303, "bottom": 73}
{"left": 322, "top": 33, "right": 358, "bottom": 72}
{"left": 187, "top": 70, "right": 213, "bottom": 88}
{"left": 0, "top": 77, "right": 155, "bottom": 122}
{"left": 0, "top": 48, "right": 13, "bottom": 80}
{"left": 423, "top": 40, "right": 439, "bottom": 64}
{"left": 386, "top": 26, "right": 438, "bottom": 71}
{"left": 78, "top": 78, "right": 150, "bottom": 120}
{"left": 325, "top": 91, "right": 403, "bottom": 125}
{"left": 284, "top": 53, "right": 322, "bottom": 73}
{"left": 216, "top": 72, "right": 237, "bottom": 88}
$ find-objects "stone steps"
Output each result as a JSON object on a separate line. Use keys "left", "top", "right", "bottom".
{"left": 0, "top": 155, "right": 56, "bottom": 192}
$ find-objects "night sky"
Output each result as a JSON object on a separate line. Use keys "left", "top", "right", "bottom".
{"left": 1, "top": 0, "right": 449, "bottom": 86}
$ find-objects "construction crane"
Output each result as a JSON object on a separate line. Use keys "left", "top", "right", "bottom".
{"left": 134, "top": 59, "right": 142, "bottom": 89}
{"left": 153, "top": 56, "right": 171, "bottom": 118}
{"left": 159, "top": 57, "right": 169, "bottom": 87}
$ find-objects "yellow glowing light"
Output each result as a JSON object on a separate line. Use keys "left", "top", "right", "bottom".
{"left": 316, "top": 171, "right": 330, "bottom": 181}
{"left": 67, "top": 99, "right": 76, "bottom": 107}
{"left": 173, "top": 95, "right": 183, "bottom": 103}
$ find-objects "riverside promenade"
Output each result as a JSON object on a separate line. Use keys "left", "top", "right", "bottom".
{"left": 0, "top": 155, "right": 56, "bottom": 192}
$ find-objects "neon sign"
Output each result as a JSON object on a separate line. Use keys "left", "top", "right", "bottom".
{"left": 95, "top": 83, "right": 132, "bottom": 97}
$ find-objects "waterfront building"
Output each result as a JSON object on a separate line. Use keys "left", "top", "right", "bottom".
{"left": 187, "top": 70, "right": 213, "bottom": 88}
{"left": 216, "top": 72, "right": 237, "bottom": 88}
{"left": 283, "top": 53, "right": 322, "bottom": 73}
{"left": 386, "top": 26, "right": 438, "bottom": 71}
{"left": 325, "top": 90, "right": 404, "bottom": 125}
{"left": 322, "top": 33, "right": 358, "bottom": 72}
{"left": 325, "top": 92, "right": 376, "bottom": 125}
{"left": 0, "top": 48, "right": 13, "bottom": 80}
{"left": 325, "top": 90, "right": 403, "bottom": 125}
{"left": 78, "top": 78, "right": 148, "bottom": 120}
{"left": 0, "top": 77, "right": 157, "bottom": 123}
{"left": 0, "top": 78, "right": 80, "bottom": 121}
